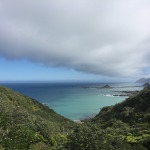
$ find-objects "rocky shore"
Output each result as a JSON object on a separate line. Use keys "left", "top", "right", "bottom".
{"left": 113, "top": 90, "right": 139, "bottom": 97}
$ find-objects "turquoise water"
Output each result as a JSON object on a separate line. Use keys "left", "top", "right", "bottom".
{"left": 2, "top": 82, "right": 143, "bottom": 120}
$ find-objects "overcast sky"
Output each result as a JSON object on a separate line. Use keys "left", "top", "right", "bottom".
{"left": 0, "top": 0, "right": 150, "bottom": 82}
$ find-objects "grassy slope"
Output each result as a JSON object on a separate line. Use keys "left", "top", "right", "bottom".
{"left": 0, "top": 85, "right": 76, "bottom": 150}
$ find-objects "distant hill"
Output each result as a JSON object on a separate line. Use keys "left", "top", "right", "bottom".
{"left": 143, "top": 82, "right": 150, "bottom": 88}
{"left": 102, "top": 84, "right": 111, "bottom": 88}
{"left": 136, "top": 78, "right": 150, "bottom": 83}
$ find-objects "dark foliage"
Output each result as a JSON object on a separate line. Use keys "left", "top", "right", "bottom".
{"left": 0, "top": 85, "right": 150, "bottom": 149}
{"left": 0, "top": 85, "right": 75, "bottom": 149}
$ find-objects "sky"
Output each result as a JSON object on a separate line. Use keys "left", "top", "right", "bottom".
{"left": 0, "top": 0, "right": 150, "bottom": 82}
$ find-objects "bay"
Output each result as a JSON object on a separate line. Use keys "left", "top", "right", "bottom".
{"left": 1, "top": 82, "right": 143, "bottom": 120}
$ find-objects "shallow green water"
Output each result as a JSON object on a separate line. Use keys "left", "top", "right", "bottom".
{"left": 2, "top": 82, "right": 143, "bottom": 120}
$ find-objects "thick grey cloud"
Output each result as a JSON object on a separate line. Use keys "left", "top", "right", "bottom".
{"left": 0, "top": 0, "right": 150, "bottom": 77}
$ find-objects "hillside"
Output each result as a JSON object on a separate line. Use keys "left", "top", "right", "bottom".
{"left": 136, "top": 78, "right": 150, "bottom": 83}
{"left": 67, "top": 86, "right": 150, "bottom": 150}
{"left": 0, "top": 85, "right": 76, "bottom": 150}
{"left": 93, "top": 85, "right": 150, "bottom": 123}
{"left": 0, "top": 85, "right": 150, "bottom": 150}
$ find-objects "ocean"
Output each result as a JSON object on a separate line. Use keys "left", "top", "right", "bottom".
{"left": 1, "top": 82, "right": 143, "bottom": 120}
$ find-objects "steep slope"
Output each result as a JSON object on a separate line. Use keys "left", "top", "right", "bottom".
{"left": 66, "top": 86, "right": 150, "bottom": 150}
{"left": 1, "top": 84, "right": 150, "bottom": 150}
{"left": 93, "top": 85, "right": 150, "bottom": 124}
{"left": 0, "top": 85, "right": 75, "bottom": 150}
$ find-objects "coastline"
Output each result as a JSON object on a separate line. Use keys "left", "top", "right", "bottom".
{"left": 1, "top": 82, "right": 143, "bottom": 121}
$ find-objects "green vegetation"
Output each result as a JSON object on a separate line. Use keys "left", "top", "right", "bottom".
{"left": 67, "top": 85, "right": 150, "bottom": 150}
{"left": 0, "top": 85, "right": 76, "bottom": 149}
{"left": 0, "top": 85, "right": 150, "bottom": 149}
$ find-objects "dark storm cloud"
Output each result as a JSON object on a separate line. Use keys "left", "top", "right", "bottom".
{"left": 0, "top": 0, "right": 150, "bottom": 77}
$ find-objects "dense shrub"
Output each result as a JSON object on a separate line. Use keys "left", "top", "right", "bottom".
{"left": 0, "top": 85, "right": 150, "bottom": 149}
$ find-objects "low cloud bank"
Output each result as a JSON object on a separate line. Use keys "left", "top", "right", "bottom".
{"left": 0, "top": 0, "right": 150, "bottom": 77}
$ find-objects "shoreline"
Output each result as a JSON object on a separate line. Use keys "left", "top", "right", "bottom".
{"left": 112, "top": 90, "right": 140, "bottom": 97}
{"left": 81, "top": 85, "right": 142, "bottom": 89}
{"left": 73, "top": 120, "right": 84, "bottom": 124}
{"left": 73, "top": 89, "right": 141, "bottom": 122}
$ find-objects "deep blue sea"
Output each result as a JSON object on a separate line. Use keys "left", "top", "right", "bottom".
{"left": 1, "top": 82, "right": 143, "bottom": 120}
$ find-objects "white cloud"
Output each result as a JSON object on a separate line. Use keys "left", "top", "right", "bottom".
{"left": 0, "top": 0, "right": 150, "bottom": 77}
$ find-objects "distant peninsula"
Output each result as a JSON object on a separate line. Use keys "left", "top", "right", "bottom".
{"left": 136, "top": 78, "right": 150, "bottom": 83}
{"left": 102, "top": 84, "right": 111, "bottom": 88}
{"left": 81, "top": 84, "right": 112, "bottom": 89}
{"left": 81, "top": 84, "right": 141, "bottom": 89}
